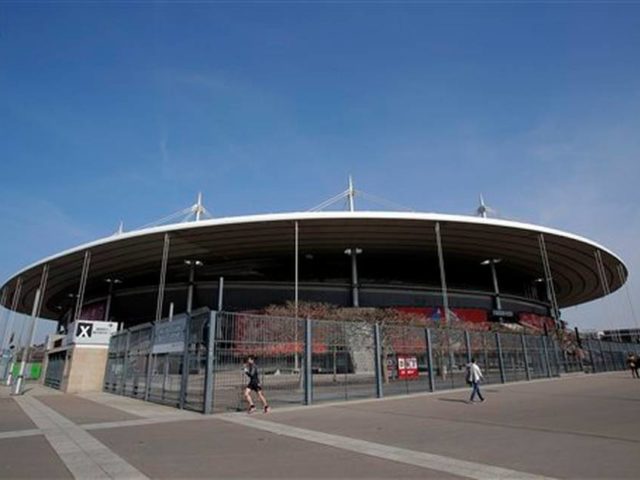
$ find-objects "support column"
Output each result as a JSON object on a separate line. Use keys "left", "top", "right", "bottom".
{"left": 179, "top": 314, "right": 191, "bottom": 409}
{"left": 538, "top": 234, "right": 561, "bottom": 329}
{"left": 542, "top": 336, "right": 552, "bottom": 378}
{"left": 464, "top": 330, "right": 472, "bottom": 364}
{"left": 594, "top": 249, "right": 618, "bottom": 342}
{"left": 434, "top": 222, "right": 450, "bottom": 327}
{"left": 521, "top": 334, "right": 531, "bottom": 381}
{"left": 1, "top": 278, "right": 22, "bottom": 353}
{"left": 13, "top": 265, "right": 49, "bottom": 395}
{"left": 294, "top": 221, "right": 299, "bottom": 371}
{"left": 425, "top": 328, "right": 435, "bottom": 392}
{"left": 489, "top": 261, "right": 502, "bottom": 310}
{"left": 347, "top": 248, "right": 361, "bottom": 308}
{"left": 217, "top": 277, "right": 224, "bottom": 312}
{"left": 374, "top": 323, "right": 383, "bottom": 399}
{"left": 496, "top": 333, "right": 506, "bottom": 383}
{"left": 3, "top": 278, "right": 23, "bottom": 385}
{"left": 74, "top": 251, "right": 92, "bottom": 321}
{"left": 155, "top": 233, "right": 171, "bottom": 322}
{"left": 204, "top": 311, "right": 217, "bottom": 414}
{"left": 304, "top": 317, "right": 313, "bottom": 405}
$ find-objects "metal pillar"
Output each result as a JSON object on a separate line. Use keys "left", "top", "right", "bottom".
{"left": 434, "top": 222, "right": 450, "bottom": 327}
{"left": 594, "top": 249, "right": 618, "bottom": 342}
{"left": 617, "top": 263, "right": 639, "bottom": 330}
{"left": 464, "top": 330, "right": 472, "bottom": 363}
{"left": 204, "top": 311, "right": 217, "bottom": 414}
{"left": 347, "top": 248, "right": 361, "bottom": 308}
{"left": 304, "top": 317, "right": 312, "bottom": 405}
{"left": 73, "top": 251, "right": 92, "bottom": 321}
{"left": 294, "top": 221, "right": 299, "bottom": 316}
{"left": 541, "top": 336, "right": 552, "bottom": 378}
{"left": 155, "top": 233, "right": 171, "bottom": 322}
{"left": 217, "top": 277, "right": 224, "bottom": 312}
{"left": 496, "top": 333, "right": 506, "bottom": 383}
{"left": 120, "top": 330, "right": 131, "bottom": 395}
{"left": 1, "top": 278, "right": 23, "bottom": 354}
{"left": 179, "top": 314, "right": 191, "bottom": 409}
{"left": 3, "top": 278, "right": 23, "bottom": 385}
{"left": 144, "top": 323, "right": 156, "bottom": 402}
{"left": 538, "top": 234, "right": 561, "bottom": 329}
{"left": 12, "top": 289, "right": 41, "bottom": 395}
{"left": 521, "top": 334, "right": 531, "bottom": 381}
{"left": 12, "top": 265, "right": 49, "bottom": 395}
{"left": 489, "top": 261, "right": 502, "bottom": 310}
{"left": 425, "top": 328, "right": 435, "bottom": 392}
{"left": 599, "top": 339, "right": 608, "bottom": 371}
{"left": 104, "top": 278, "right": 121, "bottom": 322}
{"left": 294, "top": 221, "right": 300, "bottom": 371}
{"left": 374, "top": 323, "right": 383, "bottom": 399}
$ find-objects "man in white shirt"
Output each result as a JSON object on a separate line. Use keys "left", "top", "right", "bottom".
{"left": 467, "top": 358, "right": 485, "bottom": 403}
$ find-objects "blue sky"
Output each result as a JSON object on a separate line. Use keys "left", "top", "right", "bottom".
{"left": 1, "top": 2, "right": 639, "bottom": 337}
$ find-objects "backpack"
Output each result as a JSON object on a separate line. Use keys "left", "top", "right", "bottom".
{"left": 465, "top": 365, "right": 473, "bottom": 385}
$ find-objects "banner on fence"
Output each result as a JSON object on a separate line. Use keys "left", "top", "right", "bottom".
{"left": 152, "top": 316, "right": 187, "bottom": 354}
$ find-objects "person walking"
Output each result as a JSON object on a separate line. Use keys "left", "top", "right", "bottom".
{"left": 626, "top": 353, "right": 638, "bottom": 379}
{"left": 466, "top": 358, "right": 485, "bottom": 403}
{"left": 243, "top": 356, "right": 271, "bottom": 413}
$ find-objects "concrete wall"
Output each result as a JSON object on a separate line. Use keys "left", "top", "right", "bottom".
{"left": 61, "top": 346, "right": 108, "bottom": 394}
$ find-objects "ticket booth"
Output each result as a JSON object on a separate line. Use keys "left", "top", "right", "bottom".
{"left": 42, "top": 320, "right": 118, "bottom": 393}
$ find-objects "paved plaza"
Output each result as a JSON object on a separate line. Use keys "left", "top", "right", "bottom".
{"left": 0, "top": 372, "right": 639, "bottom": 479}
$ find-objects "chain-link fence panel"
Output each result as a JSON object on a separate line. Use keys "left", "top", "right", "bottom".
{"left": 211, "top": 312, "right": 305, "bottom": 412}
{"left": 381, "top": 324, "right": 429, "bottom": 396}
{"left": 500, "top": 333, "right": 527, "bottom": 382}
{"left": 311, "top": 319, "right": 377, "bottom": 403}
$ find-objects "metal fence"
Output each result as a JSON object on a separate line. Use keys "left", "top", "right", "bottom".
{"left": 104, "top": 310, "right": 640, "bottom": 414}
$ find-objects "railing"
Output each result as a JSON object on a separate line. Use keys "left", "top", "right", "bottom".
{"left": 104, "top": 310, "right": 640, "bottom": 413}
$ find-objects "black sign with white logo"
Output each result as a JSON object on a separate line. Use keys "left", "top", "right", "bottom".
{"left": 76, "top": 322, "right": 94, "bottom": 338}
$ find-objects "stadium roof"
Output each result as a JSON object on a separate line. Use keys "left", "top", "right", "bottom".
{"left": 1, "top": 211, "right": 627, "bottom": 319}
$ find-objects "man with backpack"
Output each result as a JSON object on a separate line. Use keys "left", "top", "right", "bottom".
{"left": 466, "top": 358, "right": 485, "bottom": 403}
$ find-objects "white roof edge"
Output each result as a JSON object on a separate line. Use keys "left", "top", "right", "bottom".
{"left": 2, "top": 211, "right": 626, "bottom": 286}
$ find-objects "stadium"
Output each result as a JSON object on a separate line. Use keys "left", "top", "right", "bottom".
{"left": 0, "top": 185, "right": 632, "bottom": 405}
{"left": 0, "top": 190, "right": 628, "bottom": 333}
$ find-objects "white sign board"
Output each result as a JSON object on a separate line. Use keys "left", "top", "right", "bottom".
{"left": 67, "top": 320, "right": 118, "bottom": 346}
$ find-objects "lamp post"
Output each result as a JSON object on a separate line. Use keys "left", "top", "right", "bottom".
{"left": 104, "top": 278, "right": 122, "bottom": 322}
{"left": 481, "top": 258, "right": 502, "bottom": 311}
{"left": 184, "top": 260, "right": 203, "bottom": 314}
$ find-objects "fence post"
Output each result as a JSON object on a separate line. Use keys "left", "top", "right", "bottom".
{"left": 496, "top": 332, "right": 506, "bottom": 383}
{"left": 608, "top": 342, "right": 618, "bottom": 370}
{"left": 203, "top": 311, "right": 217, "bottom": 414}
{"left": 374, "top": 323, "right": 383, "bottom": 399}
{"left": 179, "top": 314, "right": 192, "bottom": 409}
{"left": 552, "top": 336, "right": 562, "bottom": 377}
{"left": 120, "top": 330, "right": 131, "bottom": 395}
{"left": 144, "top": 324, "right": 156, "bottom": 401}
{"left": 425, "top": 328, "right": 435, "bottom": 392}
{"left": 599, "top": 339, "right": 608, "bottom": 371}
{"left": 541, "top": 336, "right": 552, "bottom": 378}
{"left": 464, "top": 330, "right": 472, "bottom": 364}
{"left": 521, "top": 334, "right": 531, "bottom": 381}
{"left": 304, "top": 317, "right": 312, "bottom": 405}
{"left": 586, "top": 339, "right": 596, "bottom": 373}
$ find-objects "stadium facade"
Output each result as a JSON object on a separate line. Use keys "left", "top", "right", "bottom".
{"left": 0, "top": 189, "right": 630, "bottom": 395}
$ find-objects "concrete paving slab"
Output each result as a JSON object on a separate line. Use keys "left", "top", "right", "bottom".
{"left": 0, "top": 435, "right": 72, "bottom": 479}
{"left": 93, "top": 416, "right": 463, "bottom": 479}
{"left": 0, "top": 397, "right": 37, "bottom": 432}
{"left": 37, "top": 394, "right": 141, "bottom": 425}
{"left": 259, "top": 372, "right": 640, "bottom": 479}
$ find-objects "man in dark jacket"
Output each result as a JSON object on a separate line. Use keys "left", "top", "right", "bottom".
{"left": 243, "top": 356, "right": 270, "bottom": 413}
